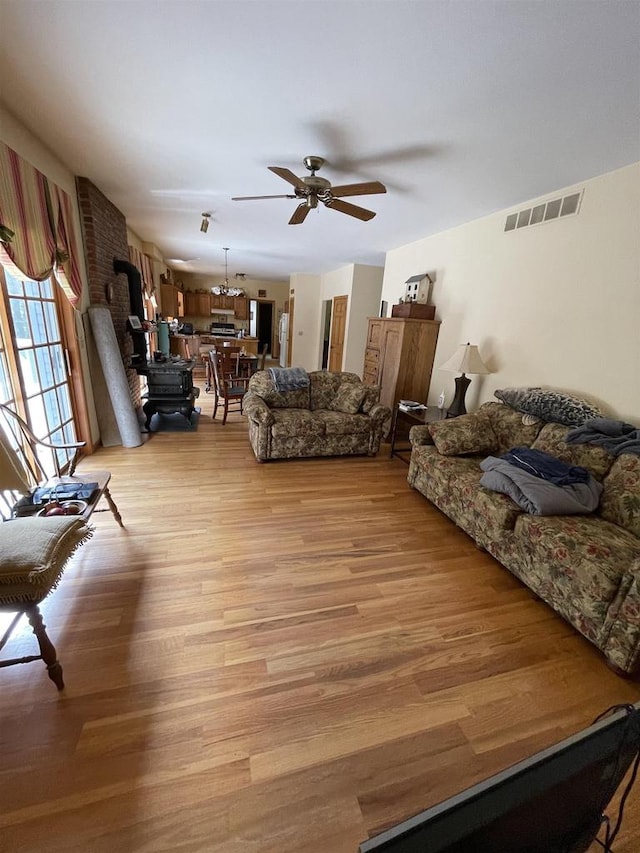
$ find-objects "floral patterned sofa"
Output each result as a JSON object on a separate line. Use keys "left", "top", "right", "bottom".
{"left": 243, "top": 370, "right": 392, "bottom": 462}
{"left": 408, "top": 401, "right": 640, "bottom": 676}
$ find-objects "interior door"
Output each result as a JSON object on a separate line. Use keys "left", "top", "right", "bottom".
{"left": 328, "top": 295, "right": 347, "bottom": 372}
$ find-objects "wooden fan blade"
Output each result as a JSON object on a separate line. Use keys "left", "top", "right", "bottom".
{"left": 288, "top": 203, "right": 311, "bottom": 225}
{"left": 329, "top": 180, "right": 387, "bottom": 198}
{"left": 325, "top": 198, "right": 376, "bottom": 221}
{"left": 232, "top": 194, "right": 296, "bottom": 201}
{"left": 268, "top": 166, "right": 308, "bottom": 191}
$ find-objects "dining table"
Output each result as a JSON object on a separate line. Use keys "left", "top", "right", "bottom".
{"left": 203, "top": 352, "right": 258, "bottom": 391}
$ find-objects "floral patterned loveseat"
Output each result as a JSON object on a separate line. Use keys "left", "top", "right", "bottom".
{"left": 244, "top": 370, "right": 392, "bottom": 462}
{"left": 408, "top": 401, "right": 640, "bottom": 676}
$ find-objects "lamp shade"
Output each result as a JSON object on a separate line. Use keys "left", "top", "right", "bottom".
{"left": 440, "top": 343, "right": 490, "bottom": 375}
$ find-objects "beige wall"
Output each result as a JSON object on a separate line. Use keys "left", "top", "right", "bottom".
{"left": 345, "top": 265, "right": 383, "bottom": 374}
{"left": 289, "top": 273, "right": 321, "bottom": 368}
{"left": 381, "top": 163, "right": 640, "bottom": 421}
{"left": 290, "top": 265, "right": 383, "bottom": 373}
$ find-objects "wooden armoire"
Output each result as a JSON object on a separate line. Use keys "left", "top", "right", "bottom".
{"left": 362, "top": 317, "right": 441, "bottom": 410}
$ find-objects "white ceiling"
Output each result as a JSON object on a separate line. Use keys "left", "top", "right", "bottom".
{"left": 1, "top": 1, "right": 639, "bottom": 282}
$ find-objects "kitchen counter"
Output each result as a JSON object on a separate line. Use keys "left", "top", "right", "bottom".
{"left": 200, "top": 335, "right": 259, "bottom": 356}
{"left": 170, "top": 334, "right": 201, "bottom": 361}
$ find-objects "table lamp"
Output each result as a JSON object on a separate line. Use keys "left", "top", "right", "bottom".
{"left": 440, "top": 342, "right": 491, "bottom": 418}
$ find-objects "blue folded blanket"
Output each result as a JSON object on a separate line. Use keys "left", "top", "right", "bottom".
{"left": 565, "top": 418, "right": 640, "bottom": 457}
{"left": 268, "top": 367, "right": 310, "bottom": 392}
{"left": 480, "top": 457, "right": 602, "bottom": 515}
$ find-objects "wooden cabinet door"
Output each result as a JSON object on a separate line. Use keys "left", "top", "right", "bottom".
{"left": 184, "top": 291, "right": 198, "bottom": 315}
{"left": 197, "top": 293, "right": 211, "bottom": 315}
{"left": 378, "top": 324, "right": 404, "bottom": 410}
{"left": 161, "top": 284, "right": 176, "bottom": 317}
{"left": 234, "top": 297, "right": 248, "bottom": 320}
{"left": 210, "top": 294, "right": 234, "bottom": 310}
{"left": 367, "top": 319, "right": 383, "bottom": 348}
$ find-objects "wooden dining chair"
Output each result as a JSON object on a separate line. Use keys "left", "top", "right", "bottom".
{"left": 0, "top": 402, "right": 122, "bottom": 689}
{"left": 209, "top": 351, "right": 250, "bottom": 424}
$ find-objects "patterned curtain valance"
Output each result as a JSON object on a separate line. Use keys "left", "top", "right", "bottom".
{"left": 0, "top": 142, "right": 83, "bottom": 307}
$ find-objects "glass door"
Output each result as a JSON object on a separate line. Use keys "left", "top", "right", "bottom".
{"left": 0, "top": 266, "right": 77, "bottom": 476}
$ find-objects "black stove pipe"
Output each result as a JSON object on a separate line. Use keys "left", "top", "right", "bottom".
{"left": 113, "top": 258, "right": 147, "bottom": 361}
{"left": 113, "top": 257, "right": 144, "bottom": 320}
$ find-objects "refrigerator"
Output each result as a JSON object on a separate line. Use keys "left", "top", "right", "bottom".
{"left": 278, "top": 312, "right": 289, "bottom": 367}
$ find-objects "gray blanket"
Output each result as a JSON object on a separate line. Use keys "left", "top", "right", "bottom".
{"left": 268, "top": 366, "right": 310, "bottom": 392}
{"left": 480, "top": 456, "right": 602, "bottom": 515}
{"left": 565, "top": 417, "right": 640, "bottom": 456}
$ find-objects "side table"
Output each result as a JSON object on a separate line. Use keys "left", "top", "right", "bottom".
{"left": 390, "top": 404, "right": 445, "bottom": 462}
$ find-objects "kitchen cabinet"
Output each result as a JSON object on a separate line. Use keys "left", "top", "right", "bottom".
{"left": 209, "top": 294, "right": 248, "bottom": 319}
{"left": 233, "top": 297, "right": 248, "bottom": 320}
{"left": 210, "top": 294, "right": 235, "bottom": 312}
{"left": 184, "top": 291, "right": 211, "bottom": 317}
{"left": 160, "top": 283, "right": 184, "bottom": 318}
{"left": 363, "top": 317, "right": 441, "bottom": 412}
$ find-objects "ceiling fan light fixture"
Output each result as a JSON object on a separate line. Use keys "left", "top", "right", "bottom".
{"left": 232, "top": 156, "right": 386, "bottom": 225}
{"left": 200, "top": 212, "right": 211, "bottom": 233}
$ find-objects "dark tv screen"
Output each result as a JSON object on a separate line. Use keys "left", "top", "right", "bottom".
{"left": 359, "top": 702, "right": 640, "bottom": 853}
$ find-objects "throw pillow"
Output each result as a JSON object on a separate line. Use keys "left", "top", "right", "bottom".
{"left": 359, "top": 386, "right": 380, "bottom": 414}
{"left": 0, "top": 516, "right": 93, "bottom": 601}
{"left": 494, "top": 387, "right": 603, "bottom": 427}
{"left": 429, "top": 410, "right": 498, "bottom": 456}
{"left": 331, "top": 383, "right": 367, "bottom": 414}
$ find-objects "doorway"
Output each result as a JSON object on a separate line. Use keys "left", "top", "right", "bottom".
{"left": 321, "top": 300, "right": 332, "bottom": 369}
{"left": 249, "top": 300, "right": 275, "bottom": 355}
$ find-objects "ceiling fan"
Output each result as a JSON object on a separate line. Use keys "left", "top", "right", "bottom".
{"left": 232, "top": 156, "right": 386, "bottom": 225}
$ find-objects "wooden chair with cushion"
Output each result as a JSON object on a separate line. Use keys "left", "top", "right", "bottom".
{"left": 209, "top": 350, "right": 250, "bottom": 424}
{"left": 0, "top": 402, "right": 122, "bottom": 689}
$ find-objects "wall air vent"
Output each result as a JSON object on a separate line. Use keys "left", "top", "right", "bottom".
{"left": 504, "top": 190, "right": 583, "bottom": 232}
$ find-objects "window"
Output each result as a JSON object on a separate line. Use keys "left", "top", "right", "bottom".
{"left": 0, "top": 266, "right": 77, "bottom": 477}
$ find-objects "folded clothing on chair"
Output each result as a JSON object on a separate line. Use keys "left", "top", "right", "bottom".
{"left": 30, "top": 482, "right": 99, "bottom": 505}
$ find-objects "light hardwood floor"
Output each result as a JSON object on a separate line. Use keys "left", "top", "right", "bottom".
{"left": 1, "top": 384, "right": 638, "bottom": 852}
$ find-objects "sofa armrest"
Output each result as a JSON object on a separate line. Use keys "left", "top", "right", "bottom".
{"left": 243, "top": 392, "right": 275, "bottom": 426}
{"left": 409, "top": 425, "right": 434, "bottom": 446}
{"left": 368, "top": 403, "right": 392, "bottom": 425}
{"left": 604, "top": 558, "right": 640, "bottom": 675}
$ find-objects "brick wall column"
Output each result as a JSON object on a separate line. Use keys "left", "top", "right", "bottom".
{"left": 76, "top": 177, "right": 141, "bottom": 406}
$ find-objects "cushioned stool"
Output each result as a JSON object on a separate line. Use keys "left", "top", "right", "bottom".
{"left": 0, "top": 516, "right": 93, "bottom": 689}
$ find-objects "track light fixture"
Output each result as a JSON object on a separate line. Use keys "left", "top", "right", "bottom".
{"left": 200, "top": 212, "right": 211, "bottom": 233}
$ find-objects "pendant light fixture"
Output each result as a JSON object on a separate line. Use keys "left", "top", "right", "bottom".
{"left": 200, "top": 212, "right": 211, "bottom": 233}
{"left": 220, "top": 247, "right": 230, "bottom": 295}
